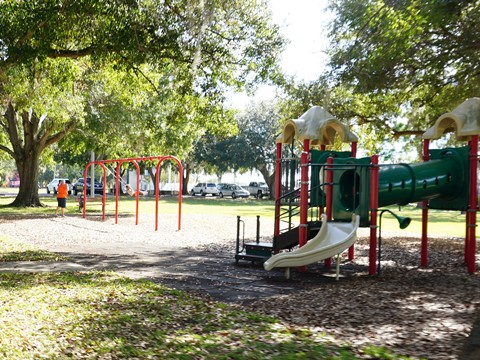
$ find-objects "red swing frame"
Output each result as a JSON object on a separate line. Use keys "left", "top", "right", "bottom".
{"left": 82, "top": 155, "right": 183, "bottom": 231}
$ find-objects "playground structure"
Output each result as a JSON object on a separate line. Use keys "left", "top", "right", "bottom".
{"left": 236, "top": 98, "right": 479, "bottom": 275}
{"left": 81, "top": 155, "right": 183, "bottom": 231}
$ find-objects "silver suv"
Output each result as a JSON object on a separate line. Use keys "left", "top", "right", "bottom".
{"left": 190, "top": 182, "right": 219, "bottom": 196}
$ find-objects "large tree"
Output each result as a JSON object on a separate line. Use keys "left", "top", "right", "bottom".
{"left": 326, "top": 0, "right": 480, "bottom": 143}
{"left": 236, "top": 101, "right": 282, "bottom": 191}
{"left": 0, "top": 0, "right": 285, "bottom": 206}
{"left": 193, "top": 101, "right": 282, "bottom": 195}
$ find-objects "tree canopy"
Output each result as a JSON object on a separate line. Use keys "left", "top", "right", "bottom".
{"left": 1, "top": 0, "right": 284, "bottom": 88}
{"left": 326, "top": 0, "right": 480, "bottom": 143}
{"left": 0, "top": 0, "right": 285, "bottom": 206}
{"left": 191, "top": 101, "right": 281, "bottom": 193}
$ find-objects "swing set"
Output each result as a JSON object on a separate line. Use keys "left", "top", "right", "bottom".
{"left": 81, "top": 155, "right": 183, "bottom": 231}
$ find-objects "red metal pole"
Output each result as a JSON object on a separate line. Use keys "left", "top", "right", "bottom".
{"left": 467, "top": 136, "right": 478, "bottom": 273}
{"left": 325, "top": 157, "right": 334, "bottom": 221}
{"left": 351, "top": 142, "right": 357, "bottom": 157}
{"left": 155, "top": 160, "right": 162, "bottom": 231}
{"left": 114, "top": 161, "right": 125, "bottom": 225}
{"left": 298, "top": 140, "right": 310, "bottom": 272}
{"left": 177, "top": 160, "right": 183, "bottom": 231}
{"left": 100, "top": 164, "right": 107, "bottom": 221}
{"left": 132, "top": 160, "right": 141, "bottom": 225}
{"left": 274, "top": 142, "right": 282, "bottom": 238}
{"left": 155, "top": 155, "right": 183, "bottom": 231}
{"left": 82, "top": 162, "right": 107, "bottom": 220}
{"left": 369, "top": 155, "right": 379, "bottom": 275}
{"left": 421, "top": 139, "right": 430, "bottom": 267}
{"left": 82, "top": 165, "right": 89, "bottom": 218}
{"left": 317, "top": 144, "right": 327, "bottom": 219}
{"left": 348, "top": 141, "right": 358, "bottom": 260}
{"left": 299, "top": 151, "right": 309, "bottom": 247}
{"left": 324, "top": 156, "right": 334, "bottom": 268}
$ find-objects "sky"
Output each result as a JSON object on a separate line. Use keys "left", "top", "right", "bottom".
{"left": 269, "top": 0, "right": 333, "bottom": 81}
{"left": 228, "top": 0, "right": 334, "bottom": 108}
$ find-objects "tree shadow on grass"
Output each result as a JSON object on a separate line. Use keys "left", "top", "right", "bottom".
{"left": 0, "top": 271, "right": 362, "bottom": 359}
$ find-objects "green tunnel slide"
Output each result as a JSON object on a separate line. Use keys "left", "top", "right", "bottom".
{"left": 310, "top": 146, "right": 470, "bottom": 226}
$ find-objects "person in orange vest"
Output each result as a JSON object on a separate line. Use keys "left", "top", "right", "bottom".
{"left": 55, "top": 180, "right": 68, "bottom": 217}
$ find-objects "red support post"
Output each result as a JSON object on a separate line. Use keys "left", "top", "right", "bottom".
{"left": 467, "top": 136, "right": 478, "bottom": 273}
{"left": 83, "top": 162, "right": 107, "bottom": 220}
{"left": 324, "top": 156, "right": 334, "bottom": 268}
{"left": 154, "top": 160, "right": 162, "bottom": 230}
{"left": 318, "top": 144, "right": 327, "bottom": 219}
{"left": 82, "top": 166, "right": 88, "bottom": 219}
{"left": 351, "top": 141, "right": 357, "bottom": 157}
{"left": 348, "top": 141, "right": 358, "bottom": 260}
{"left": 325, "top": 157, "right": 334, "bottom": 221}
{"left": 369, "top": 155, "right": 379, "bottom": 275}
{"left": 298, "top": 140, "right": 310, "bottom": 272}
{"left": 114, "top": 161, "right": 126, "bottom": 225}
{"left": 155, "top": 155, "right": 183, "bottom": 231}
{"left": 83, "top": 155, "right": 182, "bottom": 231}
{"left": 421, "top": 139, "right": 430, "bottom": 267}
{"left": 274, "top": 142, "right": 283, "bottom": 238}
{"left": 132, "top": 160, "right": 141, "bottom": 225}
{"left": 100, "top": 165, "right": 107, "bottom": 221}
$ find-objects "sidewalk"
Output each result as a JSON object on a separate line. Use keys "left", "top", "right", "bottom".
{"left": 0, "top": 249, "right": 310, "bottom": 303}
{"left": 0, "top": 260, "right": 88, "bottom": 273}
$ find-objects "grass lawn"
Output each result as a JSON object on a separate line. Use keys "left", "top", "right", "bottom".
{"left": 0, "top": 235, "right": 67, "bottom": 262}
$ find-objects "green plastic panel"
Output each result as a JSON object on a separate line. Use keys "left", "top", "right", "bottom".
{"left": 310, "top": 146, "right": 470, "bottom": 228}
{"left": 331, "top": 157, "right": 372, "bottom": 226}
{"left": 378, "top": 147, "right": 469, "bottom": 210}
{"left": 428, "top": 147, "right": 470, "bottom": 210}
{"left": 310, "top": 150, "right": 352, "bottom": 207}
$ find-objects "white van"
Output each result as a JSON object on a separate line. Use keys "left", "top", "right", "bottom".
{"left": 46, "top": 178, "right": 73, "bottom": 195}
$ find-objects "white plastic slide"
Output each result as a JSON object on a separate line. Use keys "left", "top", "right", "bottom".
{"left": 263, "top": 213, "right": 360, "bottom": 271}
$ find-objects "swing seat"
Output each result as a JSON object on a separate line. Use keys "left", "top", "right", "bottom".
{"left": 75, "top": 195, "right": 104, "bottom": 211}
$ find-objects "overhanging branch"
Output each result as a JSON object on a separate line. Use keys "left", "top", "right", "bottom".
{"left": 0, "top": 144, "right": 14, "bottom": 157}
{"left": 392, "top": 129, "right": 424, "bottom": 139}
{"left": 44, "top": 120, "right": 77, "bottom": 147}
{"left": 47, "top": 47, "right": 94, "bottom": 59}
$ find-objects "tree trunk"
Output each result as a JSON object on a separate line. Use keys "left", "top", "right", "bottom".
{"left": 182, "top": 162, "right": 192, "bottom": 195}
{"left": 1, "top": 101, "right": 76, "bottom": 207}
{"left": 10, "top": 151, "right": 42, "bottom": 207}
{"left": 148, "top": 168, "right": 157, "bottom": 194}
{"left": 259, "top": 166, "right": 275, "bottom": 199}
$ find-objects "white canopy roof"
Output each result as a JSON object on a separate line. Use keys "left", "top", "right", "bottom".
{"left": 277, "top": 106, "right": 358, "bottom": 145}
{"left": 423, "top": 97, "right": 480, "bottom": 141}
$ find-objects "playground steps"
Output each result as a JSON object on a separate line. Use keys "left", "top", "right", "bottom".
{"left": 235, "top": 222, "right": 321, "bottom": 264}
{"left": 235, "top": 242, "right": 273, "bottom": 264}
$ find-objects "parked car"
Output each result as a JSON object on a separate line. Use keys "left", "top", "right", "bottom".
{"left": 190, "top": 182, "right": 219, "bottom": 196}
{"left": 216, "top": 183, "right": 228, "bottom": 191}
{"left": 217, "top": 184, "right": 250, "bottom": 199}
{"left": 73, "top": 177, "right": 104, "bottom": 195}
{"left": 246, "top": 181, "right": 270, "bottom": 198}
{"left": 46, "top": 178, "right": 73, "bottom": 195}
